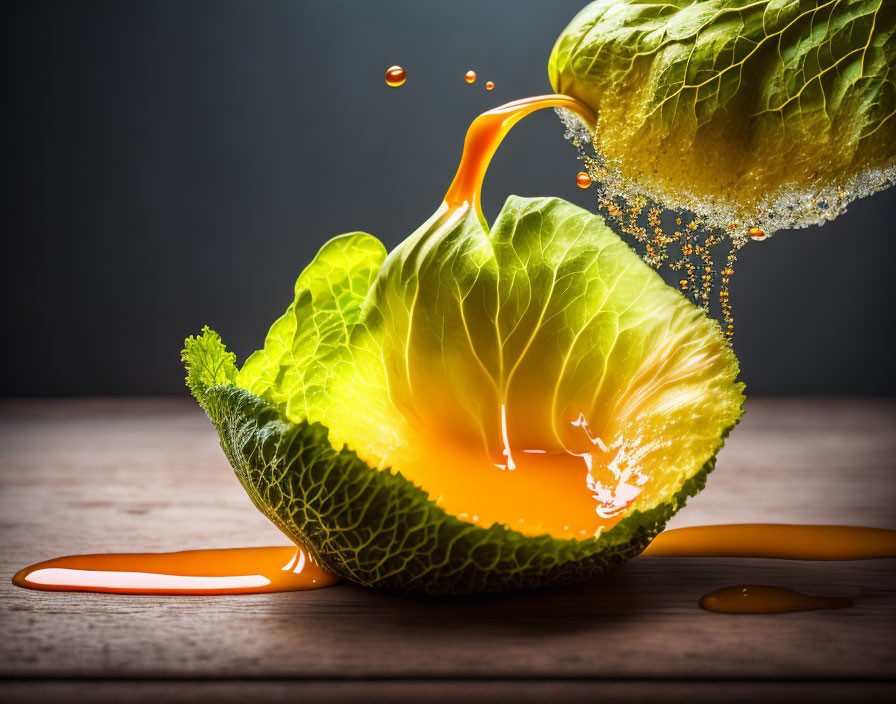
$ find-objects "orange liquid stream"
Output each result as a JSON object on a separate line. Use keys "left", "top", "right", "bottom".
{"left": 443, "top": 94, "right": 594, "bottom": 223}
{"left": 700, "top": 585, "right": 854, "bottom": 614}
{"left": 12, "top": 546, "right": 339, "bottom": 595}
{"left": 641, "top": 524, "right": 896, "bottom": 560}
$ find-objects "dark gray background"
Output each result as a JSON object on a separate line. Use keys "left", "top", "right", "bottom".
{"left": 4, "top": 0, "right": 894, "bottom": 396}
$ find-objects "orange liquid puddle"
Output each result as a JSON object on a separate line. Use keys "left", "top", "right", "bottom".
{"left": 644, "top": 524, "right": 896, "bottom": 614}
{"left": 403, "top": 441, "right": 625, "bottom": 539}
{"left": 700, "top": 585, "right": 854, "bottom": 614}
{"left": 641, "top": 524, "right": 896, "bottom": 560}
{"left": 12, "top": 546, "right": 339, "bottom": 595}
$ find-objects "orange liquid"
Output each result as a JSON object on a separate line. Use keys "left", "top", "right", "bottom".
{"left": 14, "top": 525, "right": 895, "bottom": 597}
{"left": 12, "top": 546, "right": 339, "bottom": 595}
{"left": 465, "top": 70, "right": 476, "bottom": 84}
{"left": 641, "top": 524, "right": 896, "bottom": 559}
{"left": 748, "top": 226, "right": 765, "bottom": 239}
{"left": 385, "top": 66, "right": 406, "bottom": 87}
{"left": 443, "top": 93, "right": 594, "bottom": 221}
{"left": 700, "top": 585, "right": 854, "bottom": 614}
{"left": 576, "top": 171, "right": 592, "bottom": 188}
{"left": 486, "top": 81, "right": 495, "bottom": 91}
{"left": 645, "top": 524, "right": 896, "bottom": 615}
{"left": 399, "top": 441, "right": 624, "bottom": 539}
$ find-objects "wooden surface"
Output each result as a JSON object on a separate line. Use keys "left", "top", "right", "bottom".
{"left": 1, "top": 398, "right": 895, "bottom": 702}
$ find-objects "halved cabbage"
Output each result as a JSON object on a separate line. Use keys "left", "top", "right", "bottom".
{"left": 184, "top": 193, "right": 743, "bottom": 594}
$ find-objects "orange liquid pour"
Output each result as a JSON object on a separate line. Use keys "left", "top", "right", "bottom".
{"left": 641, "top": 524, "right": 896, "bottom": 560}
{"left": 700, "top": 585, "right": 854, "bottom": 614}
{"left": 12, "top": 546, "right": 339, "bottom": 595}
{"left": 443, "top": 94, "right": 595, "bottom": 223}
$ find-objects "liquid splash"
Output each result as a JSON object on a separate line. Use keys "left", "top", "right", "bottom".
{"left": 556, "top": 107, "right": 896, "bottom": 339}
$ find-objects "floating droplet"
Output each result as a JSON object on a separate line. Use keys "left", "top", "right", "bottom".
{"left": 486, "top": 81, "right": 495, "bottom": 91}
{"left": 385, "top": 66, "right": 406, "bottom": 87}
{"left": 465, "top": 70, "right": 477, "bottom": 84}
{"left": 748, "top": 226, "right": 765, "bottom": 239}
{"left": 576, "top": 172, "right": 592, "bottom": 189}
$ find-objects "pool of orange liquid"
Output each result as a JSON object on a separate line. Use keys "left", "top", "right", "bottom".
{"left": 12, "top": 546, "right": 338, "bottom": 595}
{"left": 699, "top": 585, "right": 854, "bottom": 614}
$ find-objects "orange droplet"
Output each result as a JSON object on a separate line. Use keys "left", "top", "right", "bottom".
{"left": 576, "top": 172, "right": 592, "bottom": 189}
{"left": 465, "top": 70, "right": 477, "bottom": 84}
{"left": 748, "top": 226, "right": 765, "bottom": 239}
{"left": 486, "top": 81, "right": 495, "bottom": 91}
{"left": 722, "top": 267, "right": 734, "bottom": 276}
{"left": 385, "top": 66, "right": 406, "bottom": 87}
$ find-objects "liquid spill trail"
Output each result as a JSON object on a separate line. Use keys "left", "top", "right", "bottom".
{"left": 643, "top": 524, "right": 896, "bottom": 614}
{"left": 700, "top": 585, "right": 854, "bottom": 614}
{"left": 641, "top": 524, "right": 896, "bottom": 560}
{"left": 12, "top": 524, "right": 895, "bottom": 599}
{"left": 12, "top": 546, "right": 339, "bottom": 595}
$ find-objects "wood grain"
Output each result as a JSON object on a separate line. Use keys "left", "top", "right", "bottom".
{"left": 1, "top": 398, "right": 894, "bottom": 700}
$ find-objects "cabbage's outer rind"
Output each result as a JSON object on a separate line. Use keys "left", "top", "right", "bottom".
{"left": 549, "top": 0, "right": 896, "bottom": 221}
{"left": 184, "top": 329, "right": 723, "bottom": 595}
